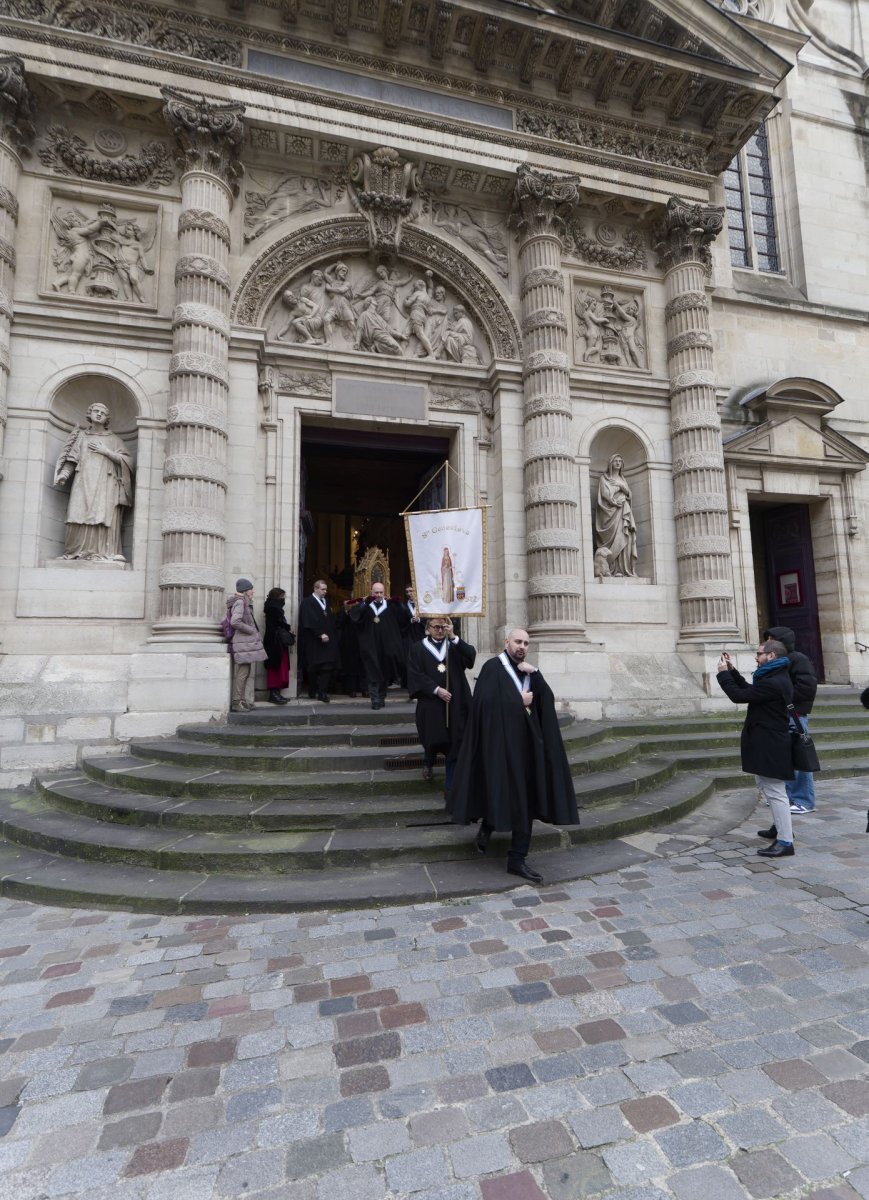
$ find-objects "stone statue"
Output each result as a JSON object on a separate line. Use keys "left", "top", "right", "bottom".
{"left": 441, "top": 305, "right": 481, "bottom": 365}
{"left": 595, "top": 454, "right": 637, "bottom": 577}
{"left": 53, "top": 402, "right": 134, "bottom": 561}
{"left": 354, "top": 296, "right": 407, "bottom": 355}
{"left": 593, "top": 547, "right": 613, "bottom": 579}
{"left": 276, "top": 288, "right": 322, "bottom": 343}
{"left": 322, "top": 260, "right": 357, "bottom": 343}
{"left": 400, "top": 271, "right": 437, "bottom": 358}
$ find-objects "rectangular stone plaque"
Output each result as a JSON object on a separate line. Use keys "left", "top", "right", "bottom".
{"left": 334, "top": 377, "right": 427, "bottom": 421}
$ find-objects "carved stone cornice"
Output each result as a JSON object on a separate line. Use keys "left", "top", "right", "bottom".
{"left": 161, "top": 87, "right": 245, "bottom": 195}
{"left": 0, "top": 55, "right": 36, "bottom": 155}
{"left": 509, "top": 165, "right": 582, "bottom": 242}
{"left": 654, "top": 196, "right": 724, "bottom": 273}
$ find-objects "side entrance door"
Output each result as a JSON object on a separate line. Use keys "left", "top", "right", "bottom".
{"left": 760, "top": 503, "right": 824, "bottom": 681}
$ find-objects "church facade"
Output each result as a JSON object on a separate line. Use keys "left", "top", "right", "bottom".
{"left": 0, "top": 0, "right": 867, "bottom": 787}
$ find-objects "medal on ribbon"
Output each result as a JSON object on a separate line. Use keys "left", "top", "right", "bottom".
{"left": 437, "top": 663, "right": 446, "bottom": 674}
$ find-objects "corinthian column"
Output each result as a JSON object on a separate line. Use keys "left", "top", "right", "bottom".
{"left": 0, "top": 56, "right": 35, "bottom": 477}
{"left": 509, "top": 165, "right": 586, "bottom": 639}
{"left": 154, "top": 87, "right": 244, "bottom": 638}
{"left": 655, "top": 196, "right": 738, "bottom": 640}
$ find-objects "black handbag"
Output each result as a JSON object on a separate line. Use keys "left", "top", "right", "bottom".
{"left": 788, "top": 705, "right": 820, "bottom": 773}
{"left": 279, "top": 628, "right": 296, "bottom": 648}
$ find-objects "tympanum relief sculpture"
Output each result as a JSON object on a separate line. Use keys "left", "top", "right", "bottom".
{"left": 574, "top": 283, "right": 646, "bottom": 369}
{"left": 271, "top": 258, "right": 486, "bottom": 364}
{"left": 49, "top": 200, "right": 157, "bottom": 303}
{"left": 53, "top": 402, "right": 134, "bottom": 562}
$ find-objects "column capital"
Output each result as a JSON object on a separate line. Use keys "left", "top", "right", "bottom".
{"left": 654, "top": 196, "right": 724, "bottom": 274}
{"left": 509, "top": 164, "right": 581, "bottom": 242}
{"left": 161, "top": 87, "right": 245, "bottom": 196}
{"left": 0, "top": 55, "right": 36, "bottom": 155}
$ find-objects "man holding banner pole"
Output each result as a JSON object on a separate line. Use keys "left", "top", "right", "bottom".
{"left": 406, "top": 616, "right": 475, "bottom": 787}
{"left": 448, "top": 628, "right": 578, "bottom": 885}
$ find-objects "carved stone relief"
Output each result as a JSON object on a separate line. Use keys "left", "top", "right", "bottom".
{"left": 515, "top": 109, "right": 707, "bottom": 174}
{"left": 47, "top": 197, "right": 158, "bottom": 304}
{"left": 243, "top": 170, "right": 347, "bottom": 243}
{"left": 276, "top": 370, "right": 331, "bottom": 397}
{"left": 573, "top": 281, "right": 647, "bottom": 369}
{"left": 268, "top": 256, "right": 487, "bottom": 365}
{"left": 425, "top": 200, "right": 509, "bottom": 278}
{"left": 562, "top": 221, "right": 647, "bottom": 272}
{"left": 37, "top": 126, "right": 176, "bottom": 187}
{"left": 347, "top": 146, "right": 421, "bottom": 252}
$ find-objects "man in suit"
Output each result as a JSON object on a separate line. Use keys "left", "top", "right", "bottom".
{"left": 406, "top": 617, "right": 475, "bottom": 786}
{"left": 297, "top": 579, "right": 339, "bottom": 702}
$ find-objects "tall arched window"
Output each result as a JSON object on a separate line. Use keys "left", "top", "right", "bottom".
{"left": 724, "top": 122, "right": 782, "bottom": 273}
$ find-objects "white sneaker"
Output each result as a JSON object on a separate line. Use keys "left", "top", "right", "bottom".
{"left": 789, "top": 805, "right": 810, "bottom": 814}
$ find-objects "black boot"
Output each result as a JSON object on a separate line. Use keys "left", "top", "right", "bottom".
{"left": 268, "top": 690, "right": 288, "bottom": 705}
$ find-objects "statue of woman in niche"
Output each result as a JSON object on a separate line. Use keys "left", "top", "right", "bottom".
{"left": 53, "top": 401, "right": 134, "bottom": 561}
{"left": 594, "top": 454, "right": 637, "bottom": 577}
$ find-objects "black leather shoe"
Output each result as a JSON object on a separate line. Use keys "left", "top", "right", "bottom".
{"left": 268, "top": 690, "right": 288, "bottom": 705}
{"left": 507, "top": 861, "right": 544, "bottom": 885}
{"left": 474, "top": 824, "right": 491, "bottom": 855}
{"left": 757, "top": 825, "right": 777, "bottom": 839}
{"left": 317, "top": 693, "right": 330, "bottom": 703}
{"left": 758, "top": 841, "right": 794, "bottom": 858}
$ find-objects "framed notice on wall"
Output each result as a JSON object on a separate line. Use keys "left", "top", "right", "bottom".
{"left": 777, "top": 570, "right": 802, "bottom": 608}
{"left": 404, "top": 507, "right": 487, "bottom": 617}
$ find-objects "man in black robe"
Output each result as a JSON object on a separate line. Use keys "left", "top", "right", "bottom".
{"left": 399, "top": 585, "right": 426, "bottom": 687}
{"left": 449, "top": 628, "right": 577, "bottom": 884}
{"left": 346, "top": 581, "right": 405, "bottom": 709}
{"left": 297, "top": 579, "right": 339, "bottom": 702}
{"left": 406, "top": 617, "right": 475, "bottom": 786}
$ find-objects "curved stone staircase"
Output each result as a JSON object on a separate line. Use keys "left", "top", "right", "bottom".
{"left": 0, "top": 690, "right": 865, "bottom": 914}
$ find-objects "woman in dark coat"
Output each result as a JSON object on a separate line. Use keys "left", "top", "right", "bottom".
{"left": 262, "top": 587, "right": 294, "bottom": 705}
{"left": 717, "top": 639, "right": 795, "bottom": 858}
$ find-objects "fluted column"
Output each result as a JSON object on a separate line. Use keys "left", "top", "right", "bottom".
{"left": 154, "top": 87, "right": 244, "bottom": 638}
{"left": 655, "top": 197, "right": 738, "bottom": 639}
{"left": 509, "top": 165, "right": 586, "bottom": 639}
{"left": 0, "top": 56, "right": 35, "bottom": 478}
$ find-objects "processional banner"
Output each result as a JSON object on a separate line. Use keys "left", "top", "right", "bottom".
{"left": 404, "top": 507, "right": 487, "bottom": 617}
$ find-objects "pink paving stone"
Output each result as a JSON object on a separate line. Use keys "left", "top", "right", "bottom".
{"left": 515, "top": 964, "right": 554, "bottom": 983}
{"left": 592, "top": 906, "right": 622, "bottom": 917}
{"left": 550, "top": 974, "right": 592, "bottom": 996}
{"left": 330, "top": 974, "right": 372, "bottom": 997}
{"left": 587, "top": 951, "right": 625, "bottom": 967}
{"left": 185, "top": 919, "right": 219, "bottom": 931}
{"left": 124, "top": 1137, "right": 189, "bottom": 1177}
{"left": 432, "top": 917, "right": 466, "bottom": 932}
{"left": 577, "top": 1018, "right": 627, "bottom": 1045}
{"left": 0, "top": 945, "right": 28, "bottom": 958}
{"left": 518, "top": 918, "right": 548, "bottom": 932}
{"left": 336, "top": 1012, "right": 381, "bottom": 1038}
{"left": 294, "top": 982, "right": 329, "bottom": 1003}
{"left": 186, "top": 1038, "right": 236, "bottom": 1068}
{"left": 480, "top": 1170, "right": 548, "bottom": 1200}
{"left": 380, "top": 1003, "right": 427, "bottom": 1029}
{"left": 621, "top": 1095, "right": 680, "bottom": 1132}
{"left": 267, "top": 955, "right": 304, "bottom": 972}
{"left": 470, "top": 939, "right": 509, "bottom": 955}
{"left": 83, "top": 944, "right": 120, "bottom": 959}
{"left": 357, "top": 988, "right": 399, "bottom": 1010}
{"left": 207, "top": 995, "right": 249, "bottom": 1017}
{"left": 701, "top": 890, "right": 733, "bottom": 900}
{"left": 763, "top": 1059, "right": 829, "bottom": 1091}
{"left": 46, "top": 987, "right": 95, "bottom": 1009}
{"left": 586, "top": 969, "right": 629, "bottom": 989}
{"left": 339, "top": 1066, "right": 390, "bottom": 1096}
{"left": 534, "top": 1028, "right": 581, "bottom": 1053}
{"left": 41, "top": 962, "right": 82, "bottom": 979}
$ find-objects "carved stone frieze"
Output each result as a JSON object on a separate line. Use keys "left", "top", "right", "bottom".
{"left": 672, "top": 492, "right": 730, "bottom": 517}
{"left": 161, "top": 87, "right": 245, "bottom": 196}
{"left": 347, "top": 146, "right": 421, "bottom": 253}
{"left": 527, "top": 575, "right": 582, "bottom": 597}
{"left": 0, "top": 235, "right": 14, "bottom": 269}
{"left": 670, "top": 368, "right": 716, "bottom": 393}
{"left": 166, "top": 402, "right": 229, "bottom": 433}
{"left": 672, "top": 450, "right": 727, "bottom": 475}
{"left": 654, "top": 196, "right": 725, "bottom": 273}
{"left": 526, "top": 482, "right": 576, "bottom": 506}
{"left": 175, "top": 254, "right": 231, "bottom": 290}
{"left": 178, "top": 209, "right": 231, "bottom": 244}
{"left": 509, "top": 164, "right": 582, "bottom": 241}
{"left": 430, "top": 386, "right": 493, "bottom": 421}
{"left": 172, "top": 303, "right": 232, "bottom": 337}
{"left": 523, "top": 394, "right": 572, "bottom": 418}
{"left": 521, "top": 309, "right": 567, "bottom": 336}
{"left": 0, "top": 54, "right": 36, "bottom": 154}
{"left": 232, "top": 216, "right": 521, "bottom": 360}
{"left": 520, "top": 267, "right": 564, "bottom": 298}
{"left": 161, "top": 508, "right": 227, "bottom": 536}
{"left": 243, "top": 170, "right": 346, "bottom": 243}
{"left": 667, "top": 329, "right": 713, "bottom": 359}
{"left": 524, "top": 349, "right": 569, "bottom": 373}
{"left": 48, "top": 197, "right": 158, "bottom": 303}
{"left": 169, "top": 351, "right": 230, "bottom": 385}
{"left": 0, "top": 286, "right": 11, "bottom": 319}
{"left": 678, "top": 579, "right": 736, "bottom": 599}
{"left": 269, "top": 256, "right": 486, "bottom": 365}
{"left": 526, "top": 528, "right": 582, "bottom": 551}
{"left": 670, "top": 410, "right": 721, "bottom": 435}
{"left": 573, "top": 282, "right": 646, "bottom": 369}
{"left": 516, "top": 109, "right": 707, "bottom": 174}
{"left": 563, "top": 223, "right": 647, "bottom": 272}
{"left": 158, "top": 562, "right": 227, "bottom": 588}
{"left": 664, "top": 291, "right": 708, "bottom": 321}
{"left": 162, "top": 454, "right": 228, "bottom": 487}
{"left": 427, "top": 200, "right": 508, "bottom": 278}
{"left": 675, "top": 535, "right": 733, "bottom": 558}
{"left": 276, "top": 371, "right": 331, "bottom": 397}
{"left": 37, "top": 126, "right": 175, "bottom": 187}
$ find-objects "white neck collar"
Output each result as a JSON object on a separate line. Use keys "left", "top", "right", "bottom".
{"left": 424, "top": 637, "right": 448, "bottom": 662}
{"left": 499, "top": 651, "right": 529, "bottom": 693}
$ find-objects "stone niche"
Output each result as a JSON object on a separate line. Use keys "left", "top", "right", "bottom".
{"left": 264, "top": 255, "right": 490, "bottom": 365}
{"left": 43, "top": 191, "right": 161, "bottom": 308}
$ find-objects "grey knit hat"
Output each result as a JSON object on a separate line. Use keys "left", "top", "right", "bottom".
{"left": 236, "top": 578, "right": 254, "bottom": 593}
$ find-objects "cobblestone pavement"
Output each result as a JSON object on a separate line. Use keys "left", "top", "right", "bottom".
{"left": 1, "top": 780, "right": 868, "bottom": 1200}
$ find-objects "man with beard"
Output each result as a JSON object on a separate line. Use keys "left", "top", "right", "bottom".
{"left": 346, "top": 581, "right": 405, "bottom": 709}
{"left": 449, "top": 628, "right": 577, "bottom": 885}
{"left": 406, "top": 617, "right": 475, "bottom": 786}
{"left": 297, "top": 579, "right": 339, "bottom": 702}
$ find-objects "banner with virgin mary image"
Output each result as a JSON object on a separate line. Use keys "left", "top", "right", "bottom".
{"left": 404, "top": 507, "right": 487, "bottom": 617}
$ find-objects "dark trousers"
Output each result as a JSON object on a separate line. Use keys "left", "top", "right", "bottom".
{"left": 480, "top": 821, "right": 531, "bottom": 867}
{"left": 307, "top": 666, "right": 332, "bottom": 698}
{"left": 367, "top": 674, "right": 387, "bottom": 705}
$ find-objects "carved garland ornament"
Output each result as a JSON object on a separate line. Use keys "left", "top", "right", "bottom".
{"left": 670, "top": 410, "right": 721, "bottom": 435}
{"left": 521, "top": 309, "right": 568, "bottom": 335}
{"left": 673, "top": 492, "right": 730, "bottom": 517}
{"left": 667, "top": 330, "right": 714, "bottom": 358}
{"left": 665, "top": 291, "right": 709, "bottom": 320}
{"left": 177, "top": 209, "right": 231, "bottom": 244}
{"left": 232, "top": 217, "right": 522, "bottom": 361}
{"left": 526, "top": 482, "right": 576, "bottom": 506}
{"left": 672, "top": 450, "right": 726, "bottom": 475}
{"left": 520, "top": 267, "right": 564, "bottom": 298}
{"left": 166, "top": 403, "right": 228, "bottom": 433}
{"left": 172, "top": 303, "right": 232, "bottom": 338}
{"left": 670, "top": 368, "right": 716, "bottom": 393}
{"left": 675, "top": 536, "right": 732, "bottom": 558}
{"left": 37, "top": 126, "right": 176, "bottom": 187}
{"left": 174, "top": 255, "right": 231, "bottom": 290}
{"left": 163, "top": 454, "right": 227, "bottom": 487}
{"left": 0, "top": 184, "right": 19, "bottom": 219}
{"left": 528, "top": 575, "right": 583, "bottom": 596}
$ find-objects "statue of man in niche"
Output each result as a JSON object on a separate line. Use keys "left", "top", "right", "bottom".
{"left": 594, "top": 454, "right": 637, "bottom": 577}
{"left": 54, "top": 401, "right": 134, "bottom": 561}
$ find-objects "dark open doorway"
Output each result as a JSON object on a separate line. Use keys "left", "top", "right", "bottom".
{"left": 750, "top": 501, "right": 824, "bottom": 680}
{"left": 300, "top": 424, "right": 451, "bottom": 603}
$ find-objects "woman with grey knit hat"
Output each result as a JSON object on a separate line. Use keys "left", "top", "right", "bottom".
{"left": 227, "top": 578, "right": 267, "bottom": 712}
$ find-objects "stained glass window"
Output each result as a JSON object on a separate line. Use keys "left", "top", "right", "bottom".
{"left": 724, "top": 123, "right": 782, "bottom": 273}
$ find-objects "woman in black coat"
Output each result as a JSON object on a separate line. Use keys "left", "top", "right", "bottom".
{"left": 263, "top": 587, "right": 294, "bottom": 705}
{"left": 716, "top": 640, "right": 795, "bottom": 858}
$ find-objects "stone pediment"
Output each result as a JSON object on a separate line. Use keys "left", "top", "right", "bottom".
{"left": 723, "top": 416, "right": 869, "bottom": 473}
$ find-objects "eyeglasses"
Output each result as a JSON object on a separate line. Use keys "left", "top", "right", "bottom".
{"left": 755, "top": 651, "right": 768, "bottom": 658}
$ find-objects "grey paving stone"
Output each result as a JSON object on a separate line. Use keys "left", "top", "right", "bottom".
{"left": 449, "top": 1131, "right": 513, "bottom": 1178}
{"left": 669, "top": 1165, "right": 748, "bottom": 1200}
{"left": 225, "top": 1085, "right": 282, "bottom": 1123}
{"left": 384, "top": 1147, "right": 450, "bottom": 1194}
{"left": 316, "top": 1163, "right": 388, "bottom": 1200}
{"left": 485, "top": 1063, "right": 536, "bottom": 1092}
{"left": 542, "top": 1150, "right": 613, "bottom": 1199}
{"left": 569, "top": 1108, "right": 633, "bottom": 1148}
{"left": 778, "top": 1132, "right": 856, "bottom": 1180}
{"left": 257, "top": 1108, "right": 322, "bottom": 1147}
{"left": 717, "top": 1108, "right": 788, "bottom": 1149}
{"left": 729, "top": 1148, "right": 804, "bottom": 1198}
{"left": 323, "top": 1097, "right": 375, "bottom": 1132}
{"left": 468, "top": 1093, "right": 529, "bottom": 1132}
{"left": 601, "top": 1140, "right": 671, "bottom": 1185}
{"left": 215, "top": 1149, "right": 285, "bottom": 1196}
{"left": 347, "top": 1119, "right": 411, "bottom": 1162}
{"left": 668, "top": 1081, "right": 733, "bottom": 1117}
{"left": 286, "top": 1133, "right": 350, "bottom": 1181}
{"left": 654, "top": 1121, "right": 729, "bottom": 1167}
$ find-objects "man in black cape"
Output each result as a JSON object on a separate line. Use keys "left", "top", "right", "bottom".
{"left": 449, "top": 628, "right": 577, "bottom": 884}
{"left": 406, "top": 616, "right": 475, "bottom": 786}
{"left": 297, "top": 579, "right": 339, "bottom": 702}
{"left": 346, "top": 581, "right": 406, "bottom": 709}
{"left": 399, "top": 585, "right": 426, "bottom": 686}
